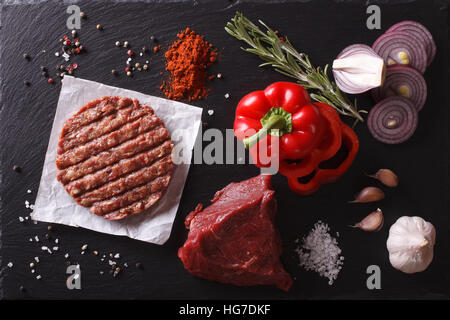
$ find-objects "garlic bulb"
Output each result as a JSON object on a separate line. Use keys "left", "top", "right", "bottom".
{"left": 332, "top": 44, "right": 386, "bottom": 94}
{"left": 386, "top": 216, "right": 436, "bottom": 274}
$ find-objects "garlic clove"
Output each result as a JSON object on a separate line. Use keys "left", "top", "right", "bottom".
{"left": 369, "top": 169, "right": 399, "bottom": 187}
{"left": 350, "top": 186, "right": 385, "bottom": 203}
{"left": 352, "top": 208, "right": 384, "bottom": 232}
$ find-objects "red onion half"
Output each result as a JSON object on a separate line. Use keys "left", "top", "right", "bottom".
{"left": 372, "top": 31, "right": 427, "bottom": 74}
{"left": 371, "top": 66, "right": 427, "bottom": 111}
{"left": 386, "top": 20, "right": 436, "bottom": 67}
{"left": 368, "top": 96, "right": 418, "bottom": 144}
{"left": 333, "top": 44, "right": 385, "bottom": 94}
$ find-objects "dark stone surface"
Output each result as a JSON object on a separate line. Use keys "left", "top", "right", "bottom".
{"left": 0, "top": 0, "right": 448, "bottom": 299}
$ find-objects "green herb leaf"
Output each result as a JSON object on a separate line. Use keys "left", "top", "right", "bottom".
{"left": 225, "top": 12, "right": 365, "bottom": 122}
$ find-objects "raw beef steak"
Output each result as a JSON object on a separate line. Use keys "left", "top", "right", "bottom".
{"left": 178, "top": 175, "right": 293, "bottom": 291}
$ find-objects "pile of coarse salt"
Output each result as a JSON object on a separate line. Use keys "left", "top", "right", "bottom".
{"left": 295, "top": 221, "right": 344, "bottom": 285}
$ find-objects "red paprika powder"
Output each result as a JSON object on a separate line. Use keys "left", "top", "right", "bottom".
{"left": 161, "top": 28, "right": 217, "bottom": 101}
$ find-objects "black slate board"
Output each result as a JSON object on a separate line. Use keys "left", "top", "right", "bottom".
{"left": 0, "top": 0, "right": 449, "bottom": 300}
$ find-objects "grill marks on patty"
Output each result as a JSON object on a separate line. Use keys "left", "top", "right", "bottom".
{"left": 57, "top": 96, "right": 174, "bottom": 220}
{"left": 56, "top": 114, "right": 164, "bottom": 169}
{"left": 58, "top": 104, "right": 153, "bottom": 154}
{"left": 57, "top": 127, "right": 170, "bottom": 184}
{"left": 76, "top": 155, "right": 174, "bottom": 207}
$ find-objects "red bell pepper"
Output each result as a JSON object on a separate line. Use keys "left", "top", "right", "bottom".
{"left": 234, "top": 82, "right": 326, "bottom": 162}
{"left": 287, "top": 122, "right": 359, "bottom": 195}
{"left": 234, "top": 82, "right": 359, "bottom": 195}
{"left": 278, "top": 103, "right": 343, "bottom": 177}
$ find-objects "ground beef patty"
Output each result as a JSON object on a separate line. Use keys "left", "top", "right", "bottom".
{"left": 56, "top": 96, "right": 174, "bottom": 220}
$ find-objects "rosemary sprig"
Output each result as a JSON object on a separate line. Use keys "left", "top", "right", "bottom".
{"left": 225, "top": 12, "right": 365, "bottom": 122}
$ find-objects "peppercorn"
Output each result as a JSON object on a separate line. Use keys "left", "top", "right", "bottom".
{"left": 143, "top": 64, "right": 148, "bottom": 71}
{"left": 12, "top": 165, "right": 21, "bottom": 172}
{"left": 75, "top": 41, "right": 80, "bottom": 47}
{"left": 23, "top": 80, "right": 30, "bottom": 86}
{"left": 19, "top": 286, "right": 26, "bottom": 293}
{"left": 42, "top": 71, "right": 48, "bottom": 77}
{"left": 47, "top": 225, "right": 53, "bottom": 231}
{"left": 115, "top": 41, "right": 121, "bottom": 47}
{"left": 217, "top": 73, "right": 222, "bottom": 79}
{"left": 44, "top": 233, "right": 50, "bottom": 239}
{"left": 23, "top": 53, "right": 30, "bottom": 60}
{"left": 127, "top": 71, "right": 132, "bottom": 77}
{"left": 150, "top": 35, "right": 156, "bottom": 42}
{"left": 111, "top": 69, "right": 118, "bottom": 76}
{"left": 80, "top": 12, "right": 86, "bottom": 19}
{"left": 136, "top": 262, "right": 143, "bottom": 269}
{"left": 135, "top": 62, "right": 141, "bottom": 68}
{"left": 141, "top": 46, "right": 148, "bottom": 53}
{"left": 71, "top": 29, "right": 77, "bottom": 37}
{"left": 96, "top": 24, "right": 102, "bottom": 30}
{"left": 40, "top": 66, "right": 47, "bottom": 71}
{"left": 123, "top": 41, "right": 129, "bottom": 47}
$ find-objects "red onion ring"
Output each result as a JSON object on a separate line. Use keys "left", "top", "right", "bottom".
{"left": 386, "top": 20, "right": 436, "bottom": 67}
{"left": 372, "top": 31, "right": 427, "bottom": 74}
{"left": 371, "top": 66, "right": 427, "bottom": 111}
{"left": 368, "top": 97, "right": 418, "bottom": 144}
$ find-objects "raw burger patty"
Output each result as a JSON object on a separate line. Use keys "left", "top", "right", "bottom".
{"left": 56, "top": 96, "right": 174, "bottom": 220}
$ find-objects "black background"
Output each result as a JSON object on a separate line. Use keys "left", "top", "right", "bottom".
{"left": 0, "top": 0, "right": 449, "bottom": 300}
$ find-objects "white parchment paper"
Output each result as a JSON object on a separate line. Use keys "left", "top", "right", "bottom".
{"left": 31, "top": 76, "right": 202, "bottom": 244}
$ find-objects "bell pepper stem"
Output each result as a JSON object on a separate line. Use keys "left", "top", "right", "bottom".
{"left": 243, "top": 115, "right": 285, "bottom": 148}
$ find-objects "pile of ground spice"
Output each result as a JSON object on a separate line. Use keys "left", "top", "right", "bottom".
{"left": 161, "top": 28, "right": 217, "bottom": 101}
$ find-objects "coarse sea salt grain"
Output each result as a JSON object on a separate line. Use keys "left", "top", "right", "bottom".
{"left": 295, "top": 221, "right": 343, "bottom": 285}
